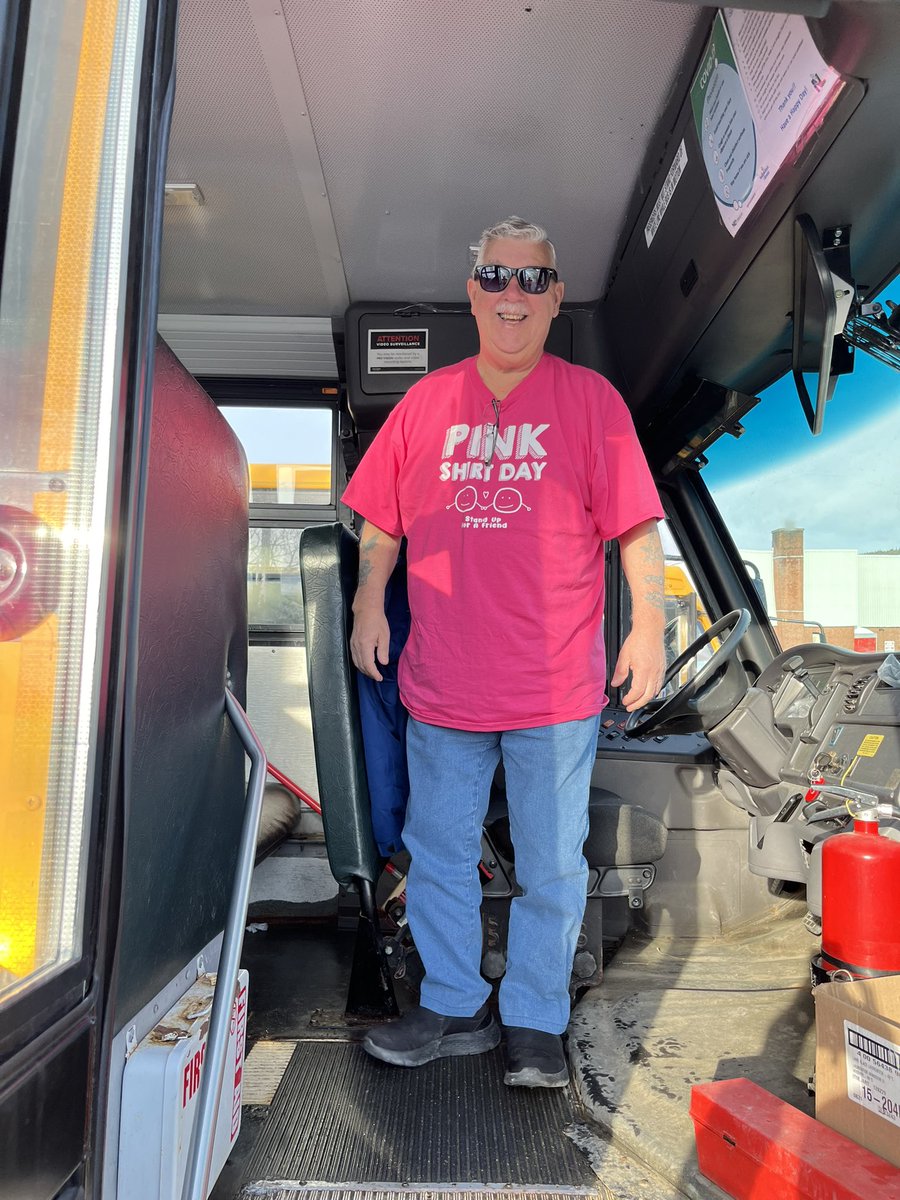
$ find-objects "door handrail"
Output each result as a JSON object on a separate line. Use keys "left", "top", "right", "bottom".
{"left": 180, "top": 688, "right": 267, "bottom": 1200}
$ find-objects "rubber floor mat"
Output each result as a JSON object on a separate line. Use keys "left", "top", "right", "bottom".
{"left": 242, "top": 1187, "right": 613, "bottom": 1200}
{"left": 242, "top": 1041, "right": 596, "bottom": 1188}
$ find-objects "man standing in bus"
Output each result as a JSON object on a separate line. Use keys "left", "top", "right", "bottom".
{"left": 343, "top": 217, "right": 665, "bottom": 1087}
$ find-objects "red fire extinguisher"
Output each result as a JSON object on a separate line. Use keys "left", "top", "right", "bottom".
{"left": 820, "top": 800, "right": 900, "bottom": 977}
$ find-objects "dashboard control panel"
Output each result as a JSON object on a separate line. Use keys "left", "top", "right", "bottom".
{"left": 596, "top": 709, "right": 716, "bottom": 763}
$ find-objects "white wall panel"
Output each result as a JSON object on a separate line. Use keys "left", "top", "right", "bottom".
{"left": 859, "top": 555, "right": 900, "bottom": 626}
{"left": 804, "top": 550, "right": 859, "bottom": 627}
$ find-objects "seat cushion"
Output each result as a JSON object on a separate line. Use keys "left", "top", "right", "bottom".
{"left": 583, "top": 790, "right": 667, "bottom": 866}
{"left": 255, "top": 782, "right": 300, "bottom": 863}
{"left": 485, "top": 786, "right": 667, "bottom": 868}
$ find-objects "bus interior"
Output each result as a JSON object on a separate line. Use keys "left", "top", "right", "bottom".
{"left": 2, "top": 2, "right": 900, "bottom": 1198}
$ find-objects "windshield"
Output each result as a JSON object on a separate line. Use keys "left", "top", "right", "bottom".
{"left": 703, "top": 289, "right": 900, "bottom": 655}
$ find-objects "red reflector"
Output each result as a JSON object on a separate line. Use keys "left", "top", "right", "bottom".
{"left": 690, "top": 1078, "right": 900, "bottom": 1198}
{"left": 804, "top": 776, "right": 825, "bottom": 804}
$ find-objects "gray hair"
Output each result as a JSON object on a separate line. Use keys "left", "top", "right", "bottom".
{"left": 474, "top": 215, "right": 557, "bottom": 270}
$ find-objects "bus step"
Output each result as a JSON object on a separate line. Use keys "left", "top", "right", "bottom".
{"left": 241, "top": 1186, "right": 614, "bottom": 1200}
{"left": 241, "top": 1040, "right": 594, "bottom": 1189}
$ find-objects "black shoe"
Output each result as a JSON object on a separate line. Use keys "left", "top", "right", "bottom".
{"left": 362, "top": 1003, "right": 500, "bottom": 1067}
{"left": 503, "top": 1026, "right": 569, "bottom": 1088}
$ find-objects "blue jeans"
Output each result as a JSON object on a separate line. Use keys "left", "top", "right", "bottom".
{"left": 403, "top": 714, "right": 601, "bottom": 1034}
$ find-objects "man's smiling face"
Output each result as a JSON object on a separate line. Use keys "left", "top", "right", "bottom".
{"left": 466, "top": 237, "right": 564, "bottom": 376}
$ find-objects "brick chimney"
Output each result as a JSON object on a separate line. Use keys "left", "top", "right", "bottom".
{"left": 773, "top": 527, "right": 804, "bottom": 638}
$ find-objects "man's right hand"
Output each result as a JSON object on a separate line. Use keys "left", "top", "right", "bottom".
{"left": 350, "top": 602, "right": 391, "bottom": 682}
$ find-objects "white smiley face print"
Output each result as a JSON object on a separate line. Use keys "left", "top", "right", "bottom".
{"left": 446, "top": 486, "right": 531, "bottom": 514}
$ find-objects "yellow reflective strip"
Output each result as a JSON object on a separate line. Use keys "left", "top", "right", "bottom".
{"left": 1, "top": 0, "right": 118, "bottom": 981}
{"left": 0, "top": 622, "right": 58, "bottom": 977}
{"left": 37, "top": 0, "right": 119, "bottom": 482}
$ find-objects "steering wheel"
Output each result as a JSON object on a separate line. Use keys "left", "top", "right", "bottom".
{"left": 624, "top": 608, "right": 752, "bottom": 738}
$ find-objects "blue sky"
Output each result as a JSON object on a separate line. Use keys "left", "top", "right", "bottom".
{"left": 703, "top": 350, "right": 897, "bottom": 484}
{"left": 704, "top": 344, "right": 900, "bottom": 552}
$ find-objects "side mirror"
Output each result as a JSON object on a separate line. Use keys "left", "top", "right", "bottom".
{"left": 791, "top": 214, "right": 855, "bottom": 435}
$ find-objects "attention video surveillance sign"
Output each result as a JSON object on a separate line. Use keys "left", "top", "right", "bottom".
{"left": 368, "top": 329, "right": 428, "bottom": 374}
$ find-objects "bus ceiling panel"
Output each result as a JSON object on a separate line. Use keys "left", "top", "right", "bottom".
{"left": 156, "top": 315, "right": 339, "bottom": 379}
{"left": 160, "top": 0, "right": 704, "bottom": 318}
{"left": 160, "top": 0, "right": 348, "bottom": 318}
{"left": 606, "top": 2, "right": 900, "bottom": 439}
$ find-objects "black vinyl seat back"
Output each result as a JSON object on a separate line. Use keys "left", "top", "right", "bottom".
{"left": 299, "top": 522, "right": 380, "bottom": 886}
{"left": 115, "top": 338, "right": 249, "bottom": 1026}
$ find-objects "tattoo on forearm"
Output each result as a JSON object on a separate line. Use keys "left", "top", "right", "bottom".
{"left": 637, "top": 534, "right": 664, "bottom": 610}
{"left": 642, "top": 583, "right": 665, "bottom": 609}
{"left": 358, "top": 534, "right": 381, "bottom": 590}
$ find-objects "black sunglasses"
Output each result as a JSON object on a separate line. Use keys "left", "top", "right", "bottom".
{"left": 473, "top": 264, "right": 558, "bottom": 294}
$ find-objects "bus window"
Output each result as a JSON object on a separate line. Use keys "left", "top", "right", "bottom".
{"left": 220, "top": 405, "right": 336, "bottom": 632}
{"left": 222, "top": 406, "right": 334, "bottom": 508}
{"left": 703, "top": 287, "right": 900, "bottom": 654}
{"left": 245, "top": 528, "right": 304, "bottom": 630}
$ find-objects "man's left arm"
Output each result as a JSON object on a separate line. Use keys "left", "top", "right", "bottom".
{"left": 610, "top": 518, "right": 666, "bottom": 711}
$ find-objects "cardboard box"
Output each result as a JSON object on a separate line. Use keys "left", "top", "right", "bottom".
{"left": 815, "top": 973, "right": 900, "bottom": 1169}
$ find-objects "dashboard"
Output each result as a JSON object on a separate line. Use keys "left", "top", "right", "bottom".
{"left": 594, "top": 642, "right": 900, "bottom": 888}
{"left": 724, "top": 645, "right": 900, "bottom": 807}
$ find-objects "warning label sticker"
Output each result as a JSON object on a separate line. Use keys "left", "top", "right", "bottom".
{"left": 644, "top": 139, "right": 688, "bottom": 248}
{"left": 857, "top": 734, "right": 885, "bottom": 758}
{"left": 368, "top": 329, "right": 428, "bottom": 374}
{"left": 844, "top": 1020, "right": 900, "bottom": 1128}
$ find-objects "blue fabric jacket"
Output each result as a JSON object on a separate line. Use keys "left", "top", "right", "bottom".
{"left": 356, "top": 550, "right": 411, "bottom": 855}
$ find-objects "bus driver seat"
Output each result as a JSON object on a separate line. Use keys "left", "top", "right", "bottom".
{"left": 299, "top": 522, "right": 666, "bottom": 1008}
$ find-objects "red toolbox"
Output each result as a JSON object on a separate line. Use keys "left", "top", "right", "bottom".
{"left": 690, "top": 1078, "right": 900, "bottom": 1199}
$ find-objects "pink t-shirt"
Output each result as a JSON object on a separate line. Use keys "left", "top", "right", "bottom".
{"left": 342, "top": 353, "right": 663, "bottom": 730}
